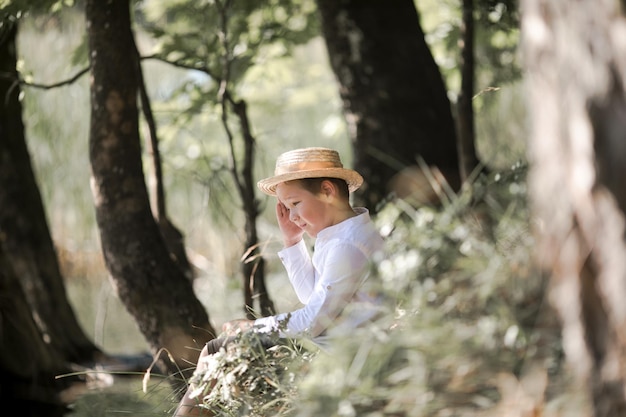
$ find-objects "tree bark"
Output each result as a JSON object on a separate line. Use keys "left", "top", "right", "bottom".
{"left": 0, "top": 21, "right": 100, "bottom": 363}
{"left": 135, "top": 43, "right": 194, "bottom": 282}
{"left": 85, "top": 0, "right": 215, "bottom": 384}
{"left": 317, "top": 0, "right": 461, "bottom": 211}
{"left": 0, "top": 246, "right": 70, "bottom": 415}
{"left": 456, "top": 0, "right": 481, "bottom": 182}
{"left": 0, "top": 21, "right": 84, "bottom": 413}
{"left": 522, "top": 0, "right": 626, "bottom": 415}
{"left": 229, "top": 97, "right": 275, "bottom": 318}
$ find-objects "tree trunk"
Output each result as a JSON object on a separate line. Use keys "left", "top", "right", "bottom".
{"left": 522, "top": 0, "right": 626, "bottom": 415}
{"left": 0, "top": 21, "right": 100, "bottom": 363}
{"left": 85, "top": 0, "right": 215, "bottom": 384}
{"left": 317, "top": 0, "right": 461, "bottom": 211}
{"left": 135, "top": 44, "right": 194, "bottom": 282}
{"left": 0, "top": 246, "right": 70, "bottom": 415}
{"left": 0, "top": 21, "right": 83, "bottom": 414}
{"left": 230, "top": 97, "right": 275, "bottom": 318}
{"left": 456, "top": 0, "right": 481, "bottom": 183}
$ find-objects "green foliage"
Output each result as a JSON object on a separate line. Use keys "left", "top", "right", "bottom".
{"left": 474, "top": 0, "right": 520, "bottom": 86}
{"left": 139, "top": 0, "right": 319, "bottom": 89}
{"left": 418, "top": 0, "right": 520, "bottom": 96}
{"left": 134, "top": 0, "right": 323, "bottom": 228}
{"left": 0, "top": 0, "right": 73, "bottom": 22}
{"left": 417, "top": 0, "right": 526, "bottom": 170}
{"left": 136, "top": 0, "right": 321, "bottom": 138}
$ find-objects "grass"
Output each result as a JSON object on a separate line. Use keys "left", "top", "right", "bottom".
{"left": 64, "top": 375, "right": 177, "bottom": 416}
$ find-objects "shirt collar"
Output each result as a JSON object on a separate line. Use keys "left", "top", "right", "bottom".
{"left": 316, "top": 207, "right": 369, "bottom": 241}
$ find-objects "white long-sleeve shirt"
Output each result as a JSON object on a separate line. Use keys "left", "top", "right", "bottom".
{"left": 254, "top": 207, "right": 384, "bottom": 346}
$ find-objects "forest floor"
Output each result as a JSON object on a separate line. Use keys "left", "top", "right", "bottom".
{"left": 60, "top": 353, "right": 176, "bottom": 417}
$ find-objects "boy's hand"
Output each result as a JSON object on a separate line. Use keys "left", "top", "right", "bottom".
{"left": 276, "top": 201, "right": 303, "bottom": 247}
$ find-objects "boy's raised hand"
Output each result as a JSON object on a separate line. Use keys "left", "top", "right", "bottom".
{"left": 276, "top": 201, "right": 303, "bottom": 247}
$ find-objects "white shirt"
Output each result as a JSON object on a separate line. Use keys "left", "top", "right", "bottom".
{"left": 254, "top": 207, "right": 384, "bottom": 346}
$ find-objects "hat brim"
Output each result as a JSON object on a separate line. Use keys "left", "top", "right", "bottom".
{"left": 257, "top": 168, "right": 363, "bottom": 196}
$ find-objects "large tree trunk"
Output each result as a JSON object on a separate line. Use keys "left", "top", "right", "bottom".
{"left": 85, "top": 0, "right": 215, "bottom": 384}
{"left": 0, "top": 246, "right": 70, "bottom": 415}
{"left": 317, "top": 0, "right": 461, "bottom": 211}
{"left": 522, "top": 0, "right": 626, "bottom": 415}
{"left": 0, "top": 21, "right": 85, "bottom": 413}
{"left": 0, "top": 21, "right": 99, "bottom": 363}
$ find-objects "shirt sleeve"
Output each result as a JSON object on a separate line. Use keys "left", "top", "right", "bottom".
{"left": 254, "top": 242, "right": 370, "bottom": 338}
{"left": 307, "top": 243, "right": 371, "bottom": 337}
{"left": 277, "top": 239, "right": 315, "bottom": 304}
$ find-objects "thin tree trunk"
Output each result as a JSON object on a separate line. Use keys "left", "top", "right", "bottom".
{"left": 134, "top": 43, "right": 194, "bottom": 282}
{"left": 230, "top": 98, "right": 275, "bottom": 318}
{"left": 214, "top": 0, "right": 274, "bottom": 319}
{"left": 456, "top": 0, "right": 481, "bottom": 183}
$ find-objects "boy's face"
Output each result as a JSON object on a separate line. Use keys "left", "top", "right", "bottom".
{"left": 276, "top": 181, "right": 334, "bottom": 238}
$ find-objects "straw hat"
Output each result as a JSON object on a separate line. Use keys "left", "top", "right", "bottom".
{"left": 257, "top": 147, "right": 363, "bottom": 196}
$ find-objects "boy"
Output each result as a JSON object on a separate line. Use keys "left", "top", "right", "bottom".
{"left": 174, "top": 147, "right": 384, "bottom": 416}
